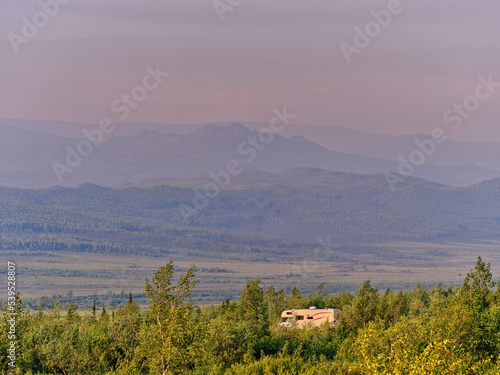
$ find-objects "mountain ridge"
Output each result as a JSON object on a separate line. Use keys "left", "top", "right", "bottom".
{"left": 2, "top": 166, "right": 500, "bottom": 245}
{"left": 1, "top": 122, "right": 499, "bottom": 189}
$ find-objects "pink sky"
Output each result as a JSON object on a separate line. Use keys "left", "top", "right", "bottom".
{"left": 1, "top": 0, "right": 499, "bottom": 141}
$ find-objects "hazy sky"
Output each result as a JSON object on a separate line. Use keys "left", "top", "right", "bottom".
{"left": 1, "top": 0, "right": 499, "bottom": 141}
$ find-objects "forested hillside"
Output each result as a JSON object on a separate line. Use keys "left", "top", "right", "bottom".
{"left": 2, "top": 257, "right": 500, "bottom": 374}
{"left": 2, "top": 168, "right": 500, "bottom": 252}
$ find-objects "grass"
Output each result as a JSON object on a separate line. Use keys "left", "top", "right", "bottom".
{"left": 2, "top": 240, "right": 500, "bottom": 305}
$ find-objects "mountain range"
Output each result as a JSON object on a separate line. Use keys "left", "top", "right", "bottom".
{"left": 1, "top": 119, "right": 500, "bottom": 189}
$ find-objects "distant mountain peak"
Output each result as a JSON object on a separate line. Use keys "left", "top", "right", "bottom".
{"left": 202, "top": 123, "right": 221, "bottom": 131}
{"left": 201, "top": 122, "right": 250, "bottom": 134}
{"left": 290, "top": 135, "right": 312, "bottom": 143}
{"left": 227, "top": 122, "right": 247, "bottom": 130}
{"left": 280, "top": 167, "right": 341, "bottom": 177}
{"left": 136, "top": 129, "right": 162, "bottom": 137}
{"left": 181, "top": 122, "right": 253, "bottom": 146}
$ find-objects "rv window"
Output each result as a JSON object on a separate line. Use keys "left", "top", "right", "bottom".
{"left": 297, "top": 315, "right": 304, "bottom": 320}
{"left": 307, "top": 316, "right": 313, "bottom": 320}
{"left": 286, "top": 312, "right": 292, "bottom": 315}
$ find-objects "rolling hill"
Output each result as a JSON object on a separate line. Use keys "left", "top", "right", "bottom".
{"left": 2, "top": 168, "right": 500, "bottom": 248}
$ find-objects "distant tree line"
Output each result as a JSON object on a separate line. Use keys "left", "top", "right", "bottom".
{"left": 3, "top": 178, "right": 500, "bottom": 245}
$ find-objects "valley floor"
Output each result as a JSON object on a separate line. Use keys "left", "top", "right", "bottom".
{"left": 4, "top": 240, "right": 500, "bottom": 304}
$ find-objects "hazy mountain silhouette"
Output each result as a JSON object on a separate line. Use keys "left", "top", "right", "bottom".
{"left": 1, "top": 122, "right": 499, "bottom": 188}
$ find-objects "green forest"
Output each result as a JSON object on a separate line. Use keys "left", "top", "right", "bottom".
{"left": 3, "top": 169, "right": 500, "bottom": 249}
{"left": 3, "top": 257, "right": 500, "bottom": 374}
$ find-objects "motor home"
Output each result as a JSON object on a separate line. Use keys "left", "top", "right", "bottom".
{"left": 280, "top": 307, "right": 341, "bottom": 328}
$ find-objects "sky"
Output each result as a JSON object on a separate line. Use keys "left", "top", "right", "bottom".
{"left": 1, "top": 0, "right": 499, "bottom": 141}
